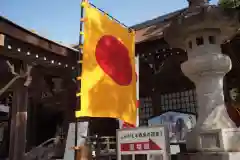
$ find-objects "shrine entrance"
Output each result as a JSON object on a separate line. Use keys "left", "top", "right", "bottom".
{"left": 33, "top": 104, "right": 64, "bottom": 146}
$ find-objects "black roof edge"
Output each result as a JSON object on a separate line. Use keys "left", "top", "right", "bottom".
{"left": 0, "top": 15, "right": 78, "bottom": 52}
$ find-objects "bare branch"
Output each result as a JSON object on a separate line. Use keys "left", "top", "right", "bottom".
{"left": 0, "top": 76, "right": 20, "bottom": 97}
{"left": 6, "top": 60, "right": 18, "bottom": 76}
{"left": 24, "top": 64, "right": 33, "bottom": 86}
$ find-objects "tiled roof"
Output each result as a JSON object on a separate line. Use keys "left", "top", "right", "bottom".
{"left": 131, "top": 8, "right": 186, "bottom": 44}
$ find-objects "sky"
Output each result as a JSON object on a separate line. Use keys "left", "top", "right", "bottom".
{"left": 0, "top": 0, "right": 218, "bottom": 46}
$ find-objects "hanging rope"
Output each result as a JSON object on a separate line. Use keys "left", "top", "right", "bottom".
{"left": 0, "top": 61, "right": 33, "bottom": 97}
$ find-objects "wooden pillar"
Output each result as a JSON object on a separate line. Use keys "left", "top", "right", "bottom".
{"left": 9, "top": 63, "right": 30, "bottom": 160}
{"left": 26, "top": 68, "right": 41, "bottom": 150}
{"left": 26, "top": 98, "right": 37, "bottom": 151}
{"left": 9, "top": 78, "right": 28, "bottom": 160}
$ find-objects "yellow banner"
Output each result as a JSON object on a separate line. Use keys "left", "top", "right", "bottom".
{"left": 76, "top": 3, "right": 136, "bottom": 125}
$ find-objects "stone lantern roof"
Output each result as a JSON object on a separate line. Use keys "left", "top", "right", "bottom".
{"left": 187, "top": 0, "right": 209, "bottom": 7}
{"left": 164, "top": 2, "right": 240, "bottom": 49}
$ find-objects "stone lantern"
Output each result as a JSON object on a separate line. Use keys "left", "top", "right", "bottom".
{"left": 164, "top": 0, "right": 240, "bottom": 159}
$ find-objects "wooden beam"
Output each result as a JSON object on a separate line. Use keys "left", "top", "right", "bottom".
{"left": 0, "top": 19, "right": 77, "bottom": 57}
{"left": 0, "top": 34, "right": 5, "bottom": 46}
{"left": 0, "top": 46, "right": 76, "bottom": 70}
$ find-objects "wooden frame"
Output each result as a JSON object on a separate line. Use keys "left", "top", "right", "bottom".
{"left": 0, "top": 16, "right": 77, "bottom": 56}
{"left": 0, "top": 34, "right": 4, "bottom": 46}
{"left": 0, "top": 16, "right": 78, "bottom": 70}
{"left": 0, "top": 34, "right": 76, "bottom": 69}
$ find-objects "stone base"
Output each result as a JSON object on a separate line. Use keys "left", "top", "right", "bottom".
{"left": 186, "top": 128, "right": 240, "bottom": 152}
{"left": 177, "top": 152, "right": 240, "bottom": 160}
{"left": 199, "top": 128, "right": 240, "bottom": 152}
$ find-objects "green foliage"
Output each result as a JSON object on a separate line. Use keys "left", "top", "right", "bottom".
{"left": 218, "top": 0, "right": 240, "bottom": 8}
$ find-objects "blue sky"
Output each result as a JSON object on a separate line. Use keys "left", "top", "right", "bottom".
{"left": 1, "top": 0, "right": 218, "bottom": 45}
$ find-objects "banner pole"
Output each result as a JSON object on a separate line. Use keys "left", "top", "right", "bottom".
{"left": 74, "top": 0, "right": 85, "bottom": 160}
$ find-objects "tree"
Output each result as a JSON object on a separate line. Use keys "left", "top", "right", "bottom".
{"left": 218, "top": 0, "right": 240, "bottom": 8}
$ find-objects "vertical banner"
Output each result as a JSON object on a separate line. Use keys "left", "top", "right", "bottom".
{"left": 119, "top": 55, "right": 139, "bottom": 128}
{"left": 76, "top": 2, "right": 137, "bottom": 125}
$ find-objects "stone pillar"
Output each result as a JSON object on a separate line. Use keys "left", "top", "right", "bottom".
{"left": 180, "top": 29, "right": 237, "bottom": 151}
{"left": 164, "top": 1, "right": 240, "bottom": 159}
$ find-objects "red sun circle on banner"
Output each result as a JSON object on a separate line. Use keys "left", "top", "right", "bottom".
{"left": 95, "top": 35, "right": 133, "bottom": 86}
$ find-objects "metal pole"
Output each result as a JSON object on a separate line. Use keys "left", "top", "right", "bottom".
{"left": 74, "top": 0, "right": 85, "bottom": 160}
